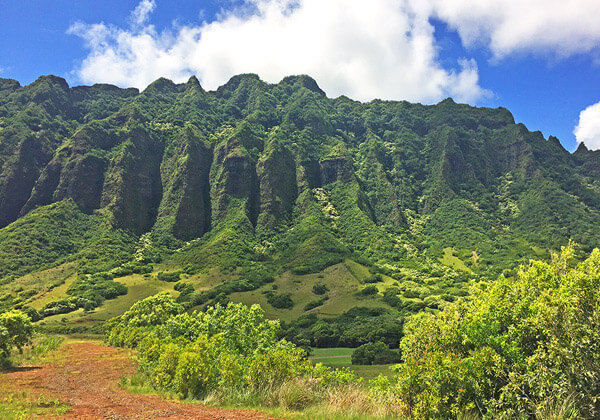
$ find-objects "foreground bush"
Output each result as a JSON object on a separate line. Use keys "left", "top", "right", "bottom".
{"left": 107, "top": 293, "right": 356, "bottom": 401}
{"left": 0, "top": 310, "right": 33, "bottom": 367}
{"left": 377, "top": 245, "right": 600, "bottom": 418}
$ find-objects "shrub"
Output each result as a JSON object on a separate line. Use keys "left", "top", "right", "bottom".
{"left": 0, "top": 310, "right": 33, "bottom": 367}
{"left": 266, "top": 292, "right": 294, "bottom": 309}
{"left": 39, "top": 297, "right": 89, "bottom": 317}
{"left": 351, "top": 341, "right": 401, "bottom": 365}
{"left": 304, "top": 296, "right": 328, "bottom": 311}
{"left": 381, "top": 245, "right": 600, "bottom": 418}
{"left": 363, "top": 274, "right": 383, "bottom": 284}
{"left": 312, "top": 283, "right": 329, "bottom": 295}
{"left": 356, "top": 285, "right": 378, "bottom": 297}
{"left": 106, "top": 294, "right": 324, "bottom": 400}
{"left": 156, "top": 271, "right": 181, "bottom": 282}
{"left": 65, "top": 272, "right": 127, "bottom": 310}
{"left": 173, "top": 282, "right": 194, "bottom": 294}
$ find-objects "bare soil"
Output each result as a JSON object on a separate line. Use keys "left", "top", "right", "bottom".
{"left": 0, "top": 340, "right": 279, "bottom": 419}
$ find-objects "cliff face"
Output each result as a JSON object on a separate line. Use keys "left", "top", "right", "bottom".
{"left": 1, "top": 73, "right": 599, "bottom": 279}
{"left": 257, "top": 144, "right": 297, "bottom": 230}
{"left": 100, "top": 128, "right": 164, "bottom": 234}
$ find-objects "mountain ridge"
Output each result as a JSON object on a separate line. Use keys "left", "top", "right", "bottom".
{"left": 1, "top": 73, "right": 599, "bottom": 335}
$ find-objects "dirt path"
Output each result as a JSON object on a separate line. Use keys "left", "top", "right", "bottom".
{"left": 0, "top": 340, "right": 279, "bottom": 419}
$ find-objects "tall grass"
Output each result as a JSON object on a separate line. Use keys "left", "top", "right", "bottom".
{"left": 535, "top": 395, "right": 581, "bottom": 420}
{"left": 203, "top": 379, "right": 408, "bottom": 419}
{"left": 11, "top": 335, "right": 65, "bottom": 365}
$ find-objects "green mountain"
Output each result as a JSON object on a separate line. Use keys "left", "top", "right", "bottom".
{"left": 1, "top": 74, "right": 599, "bottom": 342}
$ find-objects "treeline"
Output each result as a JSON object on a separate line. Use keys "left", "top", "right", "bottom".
{"left": 281, "top": 307, "right": 403, "bottom": 349}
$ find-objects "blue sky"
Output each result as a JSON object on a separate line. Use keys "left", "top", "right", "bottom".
{"left": 1, "top": 0, "right": 600, "bottom": 151}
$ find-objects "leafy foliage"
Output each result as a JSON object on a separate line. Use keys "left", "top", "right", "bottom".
{"left": 0, "top": 310, "right": 33, "bottom": 367}
{"left": 266, "top": 292, "right": 294, "bottom": 309}
{"left": 377, "top": 245, "right": 600, "bottom": 418}
{"left": 351, "top": 341, "right": 401, "bottom": 365}
{"left": 107, "top": 293, "right": 357, "bottom": 400}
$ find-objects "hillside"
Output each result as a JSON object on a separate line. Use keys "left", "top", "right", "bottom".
{"left": 1, "top": 73, "right": 599, "bottom": 340}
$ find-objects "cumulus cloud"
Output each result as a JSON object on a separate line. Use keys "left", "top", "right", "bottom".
{"left": 574, "top": 102, "right": 600, "bottom": 150}
{"left": 423, "top": 0, "right": 600, "bottom": 59}
{"left": 67, "top": 0, "right": 488, "bottom": 104}
{"left": 69, "top": 0, "right": 600, "bottom": 103}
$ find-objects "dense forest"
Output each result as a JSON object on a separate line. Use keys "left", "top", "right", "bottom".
{"left": 0, "top": 74, "right": 599, "bottom": 418}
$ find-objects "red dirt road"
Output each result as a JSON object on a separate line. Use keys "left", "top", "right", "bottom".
{"left": 0, "top": 341, "right": 280, "bottom": 419}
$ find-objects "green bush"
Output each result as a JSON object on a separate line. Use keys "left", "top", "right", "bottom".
{"left": 377, "top": 245, "right": 600, "bottom": 419}
{"left": 351, "top": 341, "right": 401, "bottom": 365}
{"left": 156, "top": 271, "right": 181, "bottom": 282}
{"left": 266, "top": 292, "right": 294, "bottom": 309}
{"left": 112, "top": 262, "right": 152, "bottom": 277}
{"left": 106, "top": 293, "right": 360, "bottom": 403}
{"left": 356, "top": 285, "right": 378, "bottom": 297}
{"left": 0, "top": 310, "right": 33, "bottom": 367}
{"left": 304, "top": 296, "right": 328, "bottom": 311}
{"left": 39, "top": 297, "right": 89, "bottom": 317}
{"left": 363, "top": 274, "right": 383, "bottom": 284}
{"left": 312, "top": 283, "right": 329, "bottom": 295}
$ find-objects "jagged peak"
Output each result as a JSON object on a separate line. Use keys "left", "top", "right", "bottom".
{"left": 186, "top": 75, "right": 200, "bottom": 86}
{"left": 29, "top": 74, "right": 70, "bottom": 91}
{"left": 496, "top": 107, "right": 515, "bottom": 124}
{"left": 215, "top": 73, "right": 265, "bottom": 96}
{"left": 437, "top": 97, "right": 456, "bottom": 106}
{"left": 278, "top": 75, "right": 325, "bottom": 96}
{"left": 182, "top": 75, "right": 205, "bottom": 94}
{"left": 575, "top": 142, "right": 589, "bottom": 154}
{"left": 0, "top": 78, "right": 21, "bottom": 91}
{"left": 143, "top": 77, "right": 178, "bottom": 94}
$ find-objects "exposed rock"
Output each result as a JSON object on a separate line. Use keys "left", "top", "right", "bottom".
{"left": 320, "top": 156, "right": 355, "bottom": 185}
{"left": 101, "top": 128, "right": 163, "bottom": 234}
{"left": 257, "top": 145, "right": 298, "bottom": 230}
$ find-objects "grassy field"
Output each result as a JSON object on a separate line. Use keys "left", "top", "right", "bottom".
{"left": 0, "top": 263, "right": 77, "bottom": 309}
{"left": 439, "top": 247, "right": 471, "bottom": 272}
{"left": 38, "top": 274, "right": 178, "bottom": 328}
{"left": 309, "top": 347, "right": 354, "bottom": 365}
{"left": 309, "top": 347, "right": 396, "bottom": 381}
{"left": 230, "top": 262, "right": 392, "bottom": 322}
{"left": 5, "top": 259, "right": 399, "bottom": 345}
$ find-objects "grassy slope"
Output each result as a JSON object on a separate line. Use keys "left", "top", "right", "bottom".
{"left": 37, "top": 274, "right": 178, "bottom": 327}
{"left": 0, "top": 201, "right": 96, "bottom": 280}
{"left": 229, "top": 262, "right": 391, "bottom": 322}
{"left": 439, "top": 247, "right": 471, "bottom": 272}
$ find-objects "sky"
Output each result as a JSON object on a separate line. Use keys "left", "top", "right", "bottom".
{"left": 1, "top": 1, "right": 600, "bottom": 151}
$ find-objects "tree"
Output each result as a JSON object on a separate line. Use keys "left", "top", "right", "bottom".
{"left": 351, "top": 341, "right": 401, "bottom": 365}
{"left": 0, "top": 310, "right": 33, "bottom": 366}
{"left": 386, "top": 245, "right": 600, "bottom": 418}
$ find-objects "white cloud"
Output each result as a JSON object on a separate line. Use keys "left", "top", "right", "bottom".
{"left": 68, "top": 0, "right": 488, "bottom": 104}
{"left": 574, "top": 102, "right": 600, "bottom": 150}
{"left": 69, "top": 0, "right": 600, "bottom": 103}
{"left": 131, "top": 0, "right": 156, "bottom": 26}
{"left": 423, "top": 0, "right": 600, "bottom": 59}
